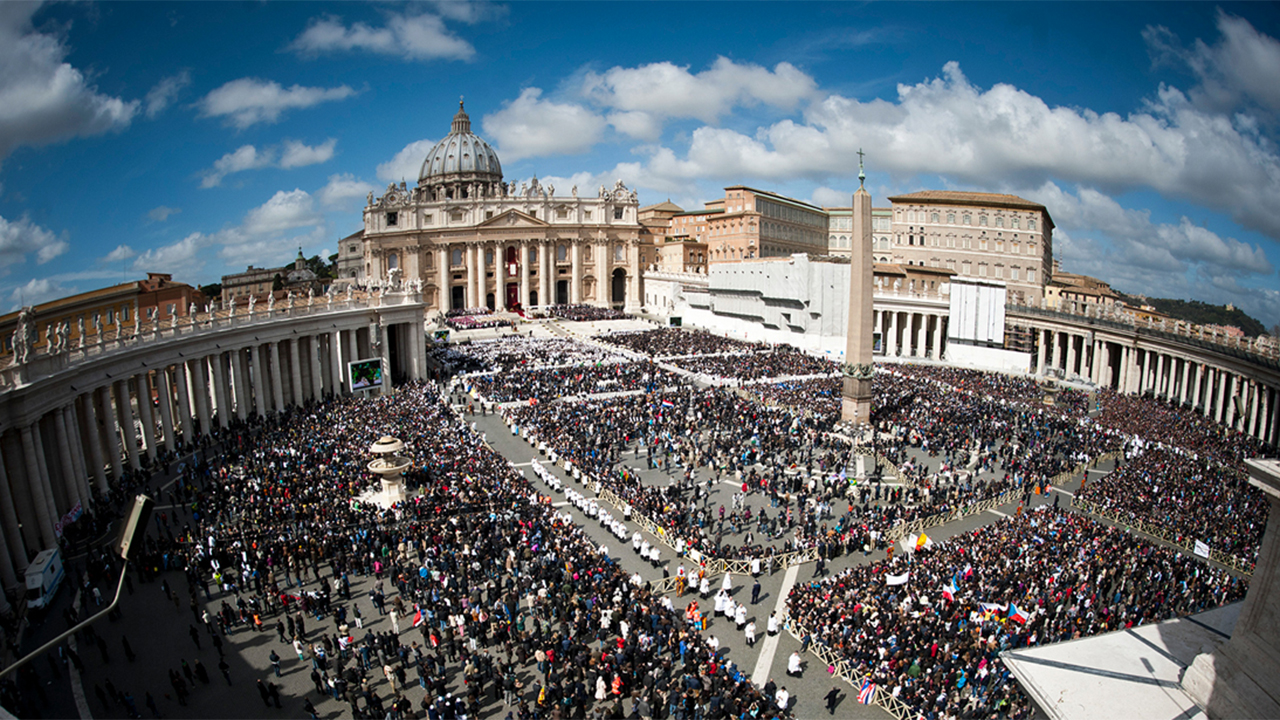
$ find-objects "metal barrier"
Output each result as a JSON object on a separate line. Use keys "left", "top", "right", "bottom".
{"left": 779, "top": 612, "right": 917, "bottom": 720}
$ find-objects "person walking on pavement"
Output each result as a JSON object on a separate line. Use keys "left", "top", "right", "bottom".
{"left": 269, "top": 649, "right": 282, "bottom": 677}
{"left": 217, "top": 657, "right": 232, "bottom": 685}
{"left": 188, "top": 625, "right": 201, "bottom": 650}
{"left": 824, "top": 686, "right": 842, "bottom": 715}
{"left": 751, "top": 580, "right": 761, "bottom": 605}
{"left": 744, "top": 620, "right": 757, "bottom": 647}
{"left": 303, "top": 698, "right": 319, "bottom": 719}
{"left": 256, "top": 679, "right": 272, "bottom": 707}
{"left": 211, "top": 632, "right": 224, "bottom": 657}
{"left": 267, "top": 681, "right": 282, "bottom": 708}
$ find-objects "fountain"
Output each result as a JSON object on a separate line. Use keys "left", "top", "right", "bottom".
{"left": 363, "top": 435, "right": 413, "bottom": 508}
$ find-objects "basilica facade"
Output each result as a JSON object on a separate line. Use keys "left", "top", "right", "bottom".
{"left": 357, "top": 103, "right": 646, "bottom": 313}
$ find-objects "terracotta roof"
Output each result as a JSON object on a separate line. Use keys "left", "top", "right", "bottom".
{"left": 640, "top": 200, "right": 684, "bottom": 213}
{"left": 887, "top": 190, "right": 1049, "bottom": 214}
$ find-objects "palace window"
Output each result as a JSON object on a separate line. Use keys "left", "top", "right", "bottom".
{"left": 485, "top": 250, "right": 494, "bottom": 266}
{"left": 995, "top": 217, "right": 1004, "bottom": 228}
{"left": 529, "top": 247, "right": 538, "bottom": 263}
{"left": 962, "top": 261, "right": 972, "bottom": 275}
{"left": 614, "top": 245, "right": 625, "bottom": 261}
{"left": 930, "top": 212, "right": 940, "bottom": 223}
{"left": 1028, "top": 268, "right": 1037, "bottom": 283}
{"left": 557, "top": 208, "right": 568, "bottom": 219}
{"left": 1028, "top": 219, "right": 1037, "bottom": 231}
{"left": 450, "top": 210, "right": 463, "bottom": 222}
{"left": 388, "top": 253, "right": 399, "bottom": 270}
{"left": 424, "top": 214, "right": 433, "bottom": 225}
{"left": 386, "top": 212, "right": 398, "bottom": 227}
{"left": 947, "top": 213, "right": 955, "bottom": 224}
{"left": 979, "top": 215, "right": 988, "bottom": 227}
{"left": 963, "top": 214, "right": 971, "bottom": 225}
{"left": 584, "top": 210, "right": 592, "bottom": 220}
{"left": 557, "top": 245, "right": 567, "bottom": 262}
{"left": 614, "top": 207, "right": 624, "bottom": 220}
{"left": 1011, "top": 218, "right": 1021, "bottom": 229}
{"left": 451, "top": 249, "right": 463, "bottom": 266}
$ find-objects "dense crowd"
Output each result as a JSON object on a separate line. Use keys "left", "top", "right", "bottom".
{"left": 445, "top": 314, "right": 515, "bottom": 331}
{"left": 550, "top": 305, "right": 629, "bottom": 322}
{"left": 597, "top": 329, "right": 763, "bottom": 358}
{"left": 669, "top": 350, "right": 837, "bottom": 382}
{"left": 787, "top": 507, "right": 1249, "bottom": 720}
{"left": 892, "top": 365, "right": 1092, "bottom": 417}
{"left": 468, "top": 360, "right": 681, "bottom": 403}
{"left": 1093, "top": 390, "right": 1270, "bottom": 471}
{"left": 745, "top": 378, "right": 842, "bottom": 420}
{"left": 1075, "top": 446, "right": 1269, "bottom": 566}
{"left": 157, "top": 384, "right": 792, "bottom": 719}
{"left": 453, "top": 336, "right": 626, "bottom": 372}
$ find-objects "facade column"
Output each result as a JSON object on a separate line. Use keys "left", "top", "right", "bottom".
{"left": 933, "top": 314, "right": 945, "bottom": 360}
{"left": 1118, "top": 347, "right": 1130, "bottom": 393}
{"left": 467, "top": 243, "right": 479, "bottom": 309}
{"left": 519, "top": 241, "right": 531, "bottom": 309}
{"left": 98, "top": 387, "right": 124, "bottom": 480}
{"left": 1249, "top": 382, "right": 1262, "bottom": 437}
{"left": 78, "top": 395, "right": 108, "bottom": 494}
{"left": 230, "top": 349, "right": 249, "bottom": 421}
{"left": 1215, "top": 370, "right": 1228, "bottom": 423}
{"left": 157, "top": 368, "right": 176, "bottom": 452}
{"left": 887, "top": 311, "right": 899, "bottom": 357}
{"left": 310, "top": 335, "right": 324, "bottom": 400}
{"left": 61, "top": 405, "right": 90, "bottom": 505}
{"left": 210, "top": 353, "right": 230, "bottom": 428}
{"left": 288, "top": 340, "right": 303, "bottom": 407}
{"left": 19, "top": 427, "right": 57, "bottom": 547}
{"left": 115, "top": 379, "right": 141, "bottom": 470}
{"left": 330, "top": 331, "right": 344, "bottom": 395}
{"left": 914, "top": 314, "right": 927, "bottom": 358}
{"left": 379, "top": 322, "right": 392, "bottom": 396}
{"left": 496, "top": 242, "right": 508, "bottom": 311}
{"left": 437, "top": 247, "right": 450, "bottom": 314}
{"left": 135, "top": 373, "right": 157, "bottom": 463}
{"left": 1193, "top": 363, "right": 1205, "bottom": 412}
{"left": 1180, "top": 359, "right": 1192, "bottom": 404}
{"left": 249, "top": 344, "right": 265, "bottom": 416}
{"left": 1090, "top": 339, "right": 1102, "bottom": 385}
{"left": 1257, "top": 387, "right": 1270, "bottom": 442}
{"left": 53, "top": 410, "right": 83, "bottom": 510}
{"left": 30, "top": 422, "right": 61, "bottom": 541}
{"left": 539, "top": 242, "right": 551, "bottom": 307}
{"left": 570, "top": 241, "right": 582, "bottom": 304}
{"left": 0, "top": 449, "right": 30, "bottom": 579}
{"left": 1066, "top": 334, "right": 1078, "bottom": 377}
{"left": 269, "top": 341, "right": 286, "bottom": 412}
{"left": 1037, "top": 329, "right": 1047, "bottom": 374}
{"left": 191, "top": 359, "right": 212, "bottom": 435}
{"left": 1271, "top": 391, "right": 1280, "bottom": 446}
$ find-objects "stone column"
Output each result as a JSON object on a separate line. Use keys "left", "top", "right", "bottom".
{"left": 0, "top": 450, "right": 29, "bottom": 578}
{"left": 468, "top": 243, "right": 481, "bottom": 309}
{"left": 1037, "top": 329, "right": 1047, "bottom": 375}
{"left": 1258, "top": 388, "right": 1270, "bottom": 443}
{"left": 77, "top": 395, "right": 108, "bottom": 494}
{"left": 1214, "top": 370, "right": 1228, "bottom": 423}
{"left": 1090, "top": 339, "right": 1103, "bottom": 385}
{"left": 62, "top": 405, "right": 91, "bottom": 505}
{"left": 519, "top": 241, "right": 531, "bottom": 309}
{"left": 0, "top": 506, "right": 14, "bottom": 596}
{"left": 330, "top": 331, "right": 344, "bottom": 395}
{"left": 570, "top": 241, "right": 582, "bottom": 304}
{"left": 191, "top": 359, "right": 212, "bottom": 434}
{"left": 539, "top": 242, "right": 551, "bottom": 308}
{"left": 157, "top": 368, "right": 176, "bottom": 451}
{"left": 597, "top": 240, "right": 611, "bottom": 307}
{"left": 1249, "top": 382, "right": 1261, "bottom": 437}
{"left": 1054, "top": 333, "right": 1065, "bottom": 372}
{"left": 269, "top": 342, "right": 285, "bottom": 413}
{"left": 230, "top": 349, "right": 249, "bottom": 421}
{"left": 626, "top": 242, "right": 642, "bottom": 313}
{"left": 31, "top": 421, "right": 61, "bottom": 536}
{"left": 1180, "top": 359, "right": 1192, "bottom": 404}
{"left": 20, "top": 425, "right": 56, "bottom": 547}
{"left": 1192, "top": 363, "right": 1205, "bottom": 412}
{"left": 310, "top": 335, "right": 325, "bottom": 399}
{"left": 437, "top": 247, "right": 450, "bottom": 314}
{"left": 1272, "top": 393, "right": 1280, "bottom": 447}
{"left": 98, "top": 386, "right": 124, "bottom": 480}
{"left": 115, "top": 379, "right": 141, "bottom": 469}
{"left": 886, "top": 311, "right": 898, "bottom": 357}
{"left": 1065, "top": 336, "right": 1078, "bottom": 378}
{"left": 210, "top": 353, "right": 230, "bottom": 429}
{"left": 496, "top": 242, "right": 508, "bottom": 311}
{"left": 933, "top": 314, "right": 945, "bottom": 360}
{"left": 1182, "top": 458, "right": 1280, "bottom": 718}
{"left": 53, "top": 409, "right": 82, "bottom": 509}
{"left": 134, "top": 373, "right": 157, "bottom": 462}
{"left": 288, "top": 340, "right": 303, "bottom": 407}
{"left": 379, "top": 322, "right": 392, "bottom": 396}
{"left": 346, "top": 330, "right": 359, "bottom": 377}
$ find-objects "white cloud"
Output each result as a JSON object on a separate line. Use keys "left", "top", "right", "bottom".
{"left": 0, "top": 3, "right": 138, "bottom": 163}
{"left": 609, "top": 59, "right": 1280, "bottom": 242}
{"left": 288, "top": 11, "right": 475, "bottom": 62}
{"left": 810, "top": 186, "right": 851, "bottom": 208}
{"left": 279, "top": 138, "right": 337, "bottom": 169}
{"left": 377, "top": 138, "right": 435, "bottom": 183}
{"left": 0, "top": 214, "right": 67, "bottom": 270}
{"left": 583, "top": 57, "right": 820, "bottom": 125}
{"left": 242, "top": 189, "right": 323, "bottom": 236}
{"left": 131, "top": 233, "right": 204, "bottom": 276}
{"left": 317, "top": 173, "right": 376, "bottom": 210}
{"left": 607, "top": 111, "right": 662, "bottom": 141}
{"left": 482, "top": 88, "right": 607, "bottom": 161}
{"left": 201, "top": 140, "right": 336, "bottom": 187}
{"left": 1145, "top": 11, "right": 1280, "bottom": 115}
{"left": 147, "top": 206, "right": 180, "bottom": 223}
{"left": 102, "top": 244, "right": 136, "bottom": 262}
{"left": 7, "top": 278, "right": 75, "bottom": 311}
{"left": 197, "top": 78, "right": 356, "bottom": 129}
{"left": 144, "top": 70, "right": 191, "bottom": 119}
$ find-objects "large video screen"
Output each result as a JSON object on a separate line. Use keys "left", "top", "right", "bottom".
{"left": 349, "top": 359, "right": 384, "bottom": 390}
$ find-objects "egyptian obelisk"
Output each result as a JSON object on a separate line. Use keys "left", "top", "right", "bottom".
{"left": 841, "top": 151, "right": 874, "bottom": 424}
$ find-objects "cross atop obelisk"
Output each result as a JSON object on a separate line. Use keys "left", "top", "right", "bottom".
{"left": 842, "top": 151, "right": 875, "bottom": 424}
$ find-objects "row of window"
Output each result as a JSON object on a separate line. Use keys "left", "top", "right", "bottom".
{"left": 758, "top": 198, "right": 826, "bottom": 228}
{"left": 385, "top": 206, "right": 625, "bottom": 229}
{"left": 897, "top": 209, "right": 1038, "bottom": 231}
{"left": 900, "top": 233, "right": 1038, "bottom": 255}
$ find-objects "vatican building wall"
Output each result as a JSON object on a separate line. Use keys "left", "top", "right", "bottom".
{"left": 359, "top": 103, "right": 646, "bottom": 314}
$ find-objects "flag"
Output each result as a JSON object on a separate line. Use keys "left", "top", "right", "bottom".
{"left": 337, "top": 635, "right": 354, "bottom": 649}
{"left": 942, "top": 581, "right": 956, "bottom": 602}
{"left": 916, "top": 533, "right": 931, "bottom": 551}
{"left": 1008, "top": 603, "right": 1028, "bottom": 624}
{"left": 1193, "top": 540, "right": 1210, "bottom": 558}
{"left": 413, "top": 604, "right": 424, "bottom": 628}
{"left": 858, "top": 679, "right": 876, "bottom": 704}
{"left": 963, "top": 564, "right": 973, "bottom": 580}
{"left": 661, "top": 399, "right": 675, "bottom": 409}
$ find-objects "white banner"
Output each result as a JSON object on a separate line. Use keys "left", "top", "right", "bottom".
{"left": 886, "top": 572, "right": 910, "bottom": 586}
{"left": 1193, "top": 540, "right": 1210, "bottom": 559}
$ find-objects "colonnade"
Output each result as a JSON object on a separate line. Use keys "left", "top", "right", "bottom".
{"left": 1032, "top": 326, "right": 1280, "bottom": 446}
{"left": 0, "top": 302, "right": 427, "bottom": 596}
{"left": 875, "top": 308, "right": 948, "bottom": 360}
{"left": 414, "top": 238, "right": 639, "bottom": 313}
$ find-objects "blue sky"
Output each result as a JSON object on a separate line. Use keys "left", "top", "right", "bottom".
{"left": 3, "top": 1, "right": 1280, "bottom": 325}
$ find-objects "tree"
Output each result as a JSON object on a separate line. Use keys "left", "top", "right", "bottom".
{"left": 272, "top": 274, "right": 284, "bottom": 291}
{"left": 199, "top": 282, "right": 222, "bottom": 298}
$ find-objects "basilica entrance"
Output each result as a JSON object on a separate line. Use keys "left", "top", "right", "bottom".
{"left": 506, "top": 283, "right": 519, "bottom": 312}
{"left": 556, "top": 280, "right": 569, "bottom": 305}
{"left": 611, "top": 268, "right": 626, "bottom": 308}
{"left": 451, "top": 285, "right": 464, "bottom": 311}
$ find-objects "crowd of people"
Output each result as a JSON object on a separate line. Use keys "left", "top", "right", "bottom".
{"left": 126, "top": 383, "right": 793, "bottom": 719}
{"left": 745, "top": 378, "right": 842, "bottom": 420}
{"left": 445, "top": 314, "right": 515, "bottom": 331}
{"left": 550, "top": 305, "right": 629, "bottom": 322}
{"left": 468, "top": 360, "right": 680, "bottom": 403}
{"left": 787, "top": 507, "right": 1249, "bottom": 720}
{"left": 597, "top": 329, "right": 762, "bottom": 358}
{"left": 1075, "top": 446, "right": 1269, "bottom": 566}
{"left": 452, "top": 336, "right": 626, "bottom": 372}
{"left": 669, "top": 350, "right": 836, "bottom": 382}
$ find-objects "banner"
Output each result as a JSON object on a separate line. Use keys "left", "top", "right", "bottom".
{"left": 886, "top": 572, "right": 910, "bottom": 586}
{"left": 1193, "top": 540, "right": 1210, "bottom": 559}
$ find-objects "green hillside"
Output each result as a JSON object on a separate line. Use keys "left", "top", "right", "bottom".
{"left": 1117, "top": 294, "right": 1267, "bottom": 337}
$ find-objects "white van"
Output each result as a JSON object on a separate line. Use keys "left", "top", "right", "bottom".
{"left": 25, "top": 548, "right": 64, "bottom": 610}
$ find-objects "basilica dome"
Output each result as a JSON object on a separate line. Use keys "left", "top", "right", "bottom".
{"left": 418, "top": 101, "right": 503, "bottom": 186}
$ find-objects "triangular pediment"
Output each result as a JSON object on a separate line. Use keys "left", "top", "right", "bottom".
{"left": 477, "top": 209, "right": 550, "bottom": 228}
